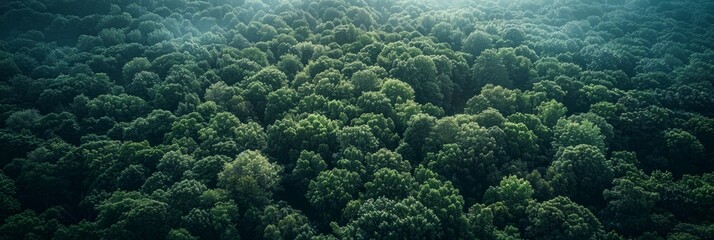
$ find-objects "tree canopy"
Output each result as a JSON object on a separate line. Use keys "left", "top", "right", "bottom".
{"left": 1, "top": 0, "right": 713, "bottom": 239}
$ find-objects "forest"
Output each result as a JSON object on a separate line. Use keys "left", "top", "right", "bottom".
{"left": 0, "top": 0, "right": 713, "bottom": 239}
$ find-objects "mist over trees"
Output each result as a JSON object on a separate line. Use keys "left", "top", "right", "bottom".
{"left": 1, "top": 0, "right": 713, "bottom": 239}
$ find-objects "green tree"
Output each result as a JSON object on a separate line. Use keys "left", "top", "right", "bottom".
{"left": 307, "top": 169, "right": 362, "bottom": 220}
{"left": 662, "top": 128, "right": 706, "bottom": 175}
{"left": 86, "top": 94, "right": 150, "bottom": 122}
{"left": 334, "top": 24, "right": 358, "bottom": 45}
{"left": 290, "top": 150, "right": 327, "bottom": 193}
{"left": 5, "top": 109, "right": 41, "bottom": 132}
{"left": 167, "top": 180, "right": 207, "bottom": 214}
{"left": 218, "top": 150, "right": 282, "bottom": 207}
{"left": 111, "top": 109, "right": 176, "bottom": 145}
{"left": 473, "top": 49, "right": 511, "bottom": 89}
{"left": 190, "top": 155, "right": 231, "bottom": 188}
{"left": 95, "top": 192, "right": 174, "bottom": 240}
{"left": 602, "top": 177, "right": 660, "bottom": 236}
{"left": 0, "top": 209, "right": 61, "bottom": 240}
{"left": 245, "top": 67, "right": 288, "bottom": 90}
{"left": 122, "top": 57, "right": 152, "bottom": 84}
{"left": 306, "top": 56, "right": 343, "bottom": 77}
{"left": 502, "top": 122, "right": 539, "bottom": 162}
{"left": 364, "top": 148, "right": 412, "bottom": 177}
{"left": 482, "top": 175, "right": 535, "bottom": 226}
{"left": 425, "top": 116, "right": 465, "bottom": 152}
{"left": 277, "top": 54, "right": 303, "bottom": 78}
{"left": 157, "top": 150, "right": 196, "bottom": 182}
{"left": 127, "top": 71, "right": 161, "bottom": 99}
{"left": 356, "top": 91, "right": 394, "bottom": 118}
{"left": 180, "top": 200, "right": 240, "bottom": 239}
{"left": 0, "top": 171, "right": 20, "bottom": 219}
{"left": 264, "top": 87, "right": 299, "bottom": 124}
{"left": 398, "top": 113, "right": 436, "bottom": 163}
{"left": 197, "top": 112, "right": 267, "bottom": 157}
{"left": 338, "top": 125, "right": 380, "bottom": 152}
{"left": 380, "top": 78, "right": 415, "bottom": 104}
{"left": 267, "top": 113, "right": 341, "bottom": 163}
{"left": 536, "top": 100, "right": 567, "bottom": 128}
{"left": 465, "top": 84, "right": 520, "bottom": 116}
{"left": 474, "top": 108, "right": 506, "bottom": 128}
{"left": 415, "top": 176, "right": 470, "bottom": 239}
{"left": 391, "top": 55, "right": 445, "bottom": 106}
{"left": 553, "top": 118, "right": 606, "bottom": 152}
{"left": 351, "top": 69, "right": 381, "bottom": 93}
{"left": 462, "top": 30, "right": 493, "bottom": 57}
{"left": 526, "top": 196, "right": 605, "bottom": 240}
{"left": 351, "top": 113, "right": 400, "bottom": 149}
{"left": 426, "top": 122, "right": 505, "bottom": 199}
{"left": 547, "top": 144, "right": 613, "bottom": 205}
{"left": 53, "top": 221, "right": 101, "bottom": 240}
{"left": 261, "top": 204, "right": 316, "bottom": 240}
{"left": 363, "top": 168, "right": 416, "bottom": 200}
{"left": 468, "top": 203, "right": 497, "bottom": 240}
{"left": 166, "top": 228, "right": 198, "bottom": 240}
{"left": 340, "top": 197, "right": 440, "bottom": 240}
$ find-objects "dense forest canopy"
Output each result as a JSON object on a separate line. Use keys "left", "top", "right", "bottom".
{"left": 0, "top": 0, "right": 713, "bottom": 239}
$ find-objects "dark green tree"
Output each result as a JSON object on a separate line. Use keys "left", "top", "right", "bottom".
{"left": 526, "top": 196, "right": 605, "bottom": 240}
{"left": 340, "top": 197, "right": 440, "bottom": 240}
{"left": 307, "top": 169, "right": 362, "bottom": 220}
{"left": 547, "top": 144, "right": 613, "bottom": 205}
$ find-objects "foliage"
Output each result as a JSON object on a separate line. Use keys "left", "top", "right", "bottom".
{"left": 0, "top": 0, "right": 713, "bottom": 239}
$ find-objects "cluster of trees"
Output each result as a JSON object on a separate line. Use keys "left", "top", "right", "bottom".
{"left": 1, "top": 0, "right": 713, "bottom": 239}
